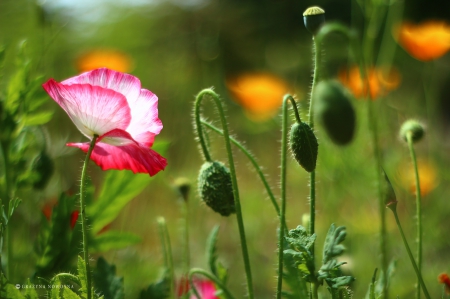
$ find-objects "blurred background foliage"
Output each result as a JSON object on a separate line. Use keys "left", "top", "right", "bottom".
{"left": 1, "top": 0, "right": 450, "bottom": 298}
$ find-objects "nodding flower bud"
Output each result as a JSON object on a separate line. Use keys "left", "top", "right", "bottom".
{"left": 32, "top": 151, "right": 54, "bottom": 190}
{"left": 289, "top": 122, "right": 318, "bottom": 172}
{"left": 198, "top": 161, "right": 235, "bottom": 216}
{"left": 400, "top": 119, "right": 424, "bottom": 143}
{"left": 314, "top": 80, "right": 356, "bottom": 145}
{"left": 303, "top": 6, "right": 325, "bottom": 35}
{"left": 174, "top": 177, "right": 191, "bottom": 202}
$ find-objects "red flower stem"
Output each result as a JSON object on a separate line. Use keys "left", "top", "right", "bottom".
{"left": 194, "top": 89, "right": 254, "bottom": 299}
{"left": 79, "top": 135, "right": 98, "bottom": 299}
{"left": 188, "top": 268, "right": 237, "bottom": 299}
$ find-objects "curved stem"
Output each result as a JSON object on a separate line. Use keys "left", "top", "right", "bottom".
{"left": 406, "top": 132, "right": 422, "bottom": 299}
{"left": 79, "top": 135, "right": 98, "bottom": 299}
{"left": 157, "top": 217, "right": 176, "bottom": 299}
{"left": 188, "top": 268, "right": 237, "bottom": 299}
{"left": 276, "top": 95, "right": 293, "bottom": 299}
{"left": 391, "top": 210, "right": 430, "bottom": 299}
{"left": 194, "top": 92, "right": 212, "bottom": 162}
{"left": 195, "top": 89, "right": 254, "bottom": 299}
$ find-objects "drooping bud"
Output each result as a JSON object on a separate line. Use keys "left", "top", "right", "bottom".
{"left": 303, "top": 6, "right": 325, "bottom": 35}
{"left": 289, "top": 122, "right": 318, "bottom": 172}
{"left": 399, "top": 119, "right": 424, "bottom": 143}
{"left": 382, "top": 169, "right": 398, "bottom": 212}
{"left": 198, "top": 161, "right": 235, "bottom": 216}
{"left": 314, "top": 80, "right": 356, "bottom": 145}
{"left": 32, "top": 151, "right": 54, "bottom": 190}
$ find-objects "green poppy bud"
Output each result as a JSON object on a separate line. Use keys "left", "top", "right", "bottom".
{"left": 400, "top": 119, "right": 424, "bottom": 143}
{"left": 289, "top": 122, "right": 318, "bottom": 172}
{"left": 198, "top": 161, "right": 235, "bottom": 216}
{"left": 314, "top": 80, "right": 356, "bottom": 145}
{"left": 32, "top": 152, "right": 54, "bottom": 190}
{"left": 303, "top": 6, "right": 325, "bottom": 35}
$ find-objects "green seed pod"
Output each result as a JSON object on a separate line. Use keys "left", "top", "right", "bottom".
{"left": 32, "top": 151, "right": 54, "bottom": 190}
{"left": 303, "top": 6, "right": 325, "bottom": 35}
{"left": 198, "top": 161, "right": 235, "bottom": 216}
{"left": 289, "top": 122, "right": 318, "bottom": 172}
{"left": 399, "top": 119, "right": 424, "bottom": 143}
{"left": 314, "top": 80, "right": 356, "bottom": 145}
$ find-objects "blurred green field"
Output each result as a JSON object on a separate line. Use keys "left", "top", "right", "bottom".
{"left": 1, "top": 0, "right": 450, "bottom": 298}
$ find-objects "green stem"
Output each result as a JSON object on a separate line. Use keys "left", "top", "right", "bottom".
{"left": 79, "top": 135, "right": 98, "bottom": 299}
{"left": 391, "top": 210, "right": 430, "bottom": 299}
{"left": 189, "top": 268, "right": 237, "bottom": 299}
{"left": 276, "top": 95, "right": 299, "bottom": 299}
{"left": 406, "top": 132, "right": 423, "bottom": 299}
{"left": 157, "top": 217, "right": 176, "bottom": 299}
{"left": 194, "top": 94, "right": 212, "bottom": 162}
{"left": 195, "top": 89, "right": 254, "bottom": 299}
{"left": 182, "top": 200, "right": 190, "bottom": 295}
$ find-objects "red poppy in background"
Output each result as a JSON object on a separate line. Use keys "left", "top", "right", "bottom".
{"left": 43, "top": 68, "right": 167, "bottom": 176}
{"left": 76, "top": 49, "right": 133, "bottom": 73}
{"left": 338, "top": 66, "right": 400, "bottom": 100}
{"left": 438, "top": 273, "right": 450, "bottom": 294}
{"left": 394, "top": 21, "right": 450, "bottom": 61}
{"left": 226, "top": 72, "right": 290, "bottom": 121}
{"left": 177, "top": 278, "right": 219, "bottom": 299}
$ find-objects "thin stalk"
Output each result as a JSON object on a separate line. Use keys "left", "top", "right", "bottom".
{"left": 79, "top": 135, "right": 98, "bottom": 299}
{"left": 391, "top": 210, "right": 430, "bottom": 299}
{"left": 182, "top": 200, "right": 190, "bottom": 296}
{"left": 406, "top": 132, "right": 423, "bottom": 299}
{"left": 276, "top": 95, "right": 299, "bottom": 299}
{"left": 189, "top": 268, "right": 237, "bottom": 299}
{"left": 157, "top": 217, "right": 176, "bottom": 299}
{"left": 195, "top": 89, "right": 254, "bottom": 299}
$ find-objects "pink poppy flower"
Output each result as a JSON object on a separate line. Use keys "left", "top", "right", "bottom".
{"left": 43, "top": 68, "right": 167, "bottom": 176}
{"left": 177, "top": 278, "right": 219, "bottom": 299}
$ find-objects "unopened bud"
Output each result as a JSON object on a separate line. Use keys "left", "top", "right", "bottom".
{"left": 400, "top": 119, "right": 424, "bottom": 143}
{"left": 289, "top": 122, "right": 318, "bottom": 172}
{"left": 303, "top": 6, "right": 325, "bottom": 35}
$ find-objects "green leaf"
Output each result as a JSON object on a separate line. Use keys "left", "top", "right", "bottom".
{"left": 89, "top": 231, "right": 141, "bottom": 253}
{"left": 93, "top": 257, "right": 124, "bottom": 299}
{"left": 139, "top": 271, "right": 170, "bottom": 299}
{"left": 61, "top": 287, "right": 81, "bottom": 299}
{"left": 24, "top": 279, "right": 38, "bottom": 299}
{"left": 322, "top": 224, "right": 347, "bottom": 265}
{"left": 285, "top": 225, "right": 316, "bottom": 253}
{"left": 0, "top": 272, "right": 25, "bottom": 299}
{"left": 23, "top": 111, "right": 54, "bottom": 126}
{"left": 326, "top": 276, "right": 355, "bottom": 288}
{"left": 77, "top": 256, "right": 88, "bottom": 299}
{"left": 87, "top": 170, "right": 154, "bottom": 234}
{"left": 7, "top": 198, "right": 22, "bottom": 224}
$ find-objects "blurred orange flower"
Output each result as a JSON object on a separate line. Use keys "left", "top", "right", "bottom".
{"left": 76, "top": 49, "right": 133, "bottom": 73}
{"left": 438, "top": 273, "right": 450, "bottom": 294}
{"left": 226, "top": 72, "right": 290, "bottom": 121}
{"left": 338, "top": 66, "right": 400, "bottom": 100}
{"left": 398, "top": 159, "right": 438, "bottom": 197}
{"left": 394, "top": 21, "right": 450, "bottom": 61}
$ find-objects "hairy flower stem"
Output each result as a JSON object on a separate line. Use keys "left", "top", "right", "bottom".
{"left": 308, "top": 36, "right": 320, "bottom": 299}
{"left": 79, "top": 135, "right": 98, "bottom": 299}
{"left": 276, "top": 95, "right": 302, "bottom": 299}
{"left": 390, "top": 209, "right": 430, "bottom": 299}
{"left": 195, "top": 89, "right": 254, "bottom": 299}
{"left": 157, "top": 217, "right": 176, "bottom": 299}
{"left": 406, "top": 132, "right": 423, "bottom": 299}
{"left": 182, "top": 200, "right": 190, "bottom": 295}
{"left": 189, "top": 268, "right": 237, "bottom": 299}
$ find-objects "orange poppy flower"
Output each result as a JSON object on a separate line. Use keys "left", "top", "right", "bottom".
{"left": 76, "top": 49, "right": 133, "bottom": 73}
{"left": 438, "top": 273, "right": 450, "bottom": 294}
{"left": 394, "top": 21, "right": 450, "bottom": 61}
{"left": 226, "top": 72, "right": 290, "bottom": 121}
{"left": 398, "top": 159, "right": 438, "bottom": 197}
{"left": 338, "top": 66, "right": 400, "bottom": 100}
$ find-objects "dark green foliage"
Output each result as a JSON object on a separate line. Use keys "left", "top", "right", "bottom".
{"left": 289, "top": 122, "right": 318, "bottom": 172}
{"left": 139, "top": 271, "right": 170, "bottom": 299}
{"left": 319, "top": 224, "right": 354, "bottom": 296}
{"left": 284, "top": 225, "right": 316, "bottom": 282}
{"left": 31, "top": 151, "right": 54, "bottom": 190}
{"left": 314, "top": 80, "right": 356, "bottom": 145}
{"left": 197, "top": 161, "right": 235, "bottom": 216}
{"left": 93, "top": 257, "right": 125, "bottom": 299}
